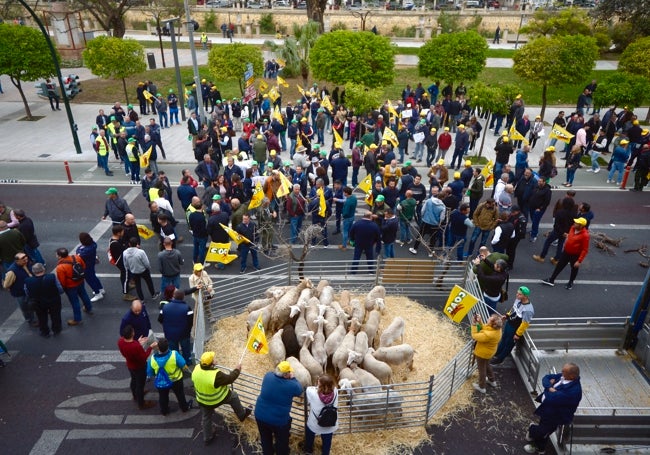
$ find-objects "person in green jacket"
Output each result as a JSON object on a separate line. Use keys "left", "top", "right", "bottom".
{"left": 396, "top": 189, "right": 416, "bottom": 245}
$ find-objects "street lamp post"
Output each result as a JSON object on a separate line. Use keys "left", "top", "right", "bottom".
{"left": 166, "top": 17, "right": 187, "bottom": 122}
{"left": 17, "top": 0, "right": 83, "bottom": 155}
{"left": 514, "top": 13, "right": 528, "bottom": 50}
{"left": 184, "top": 0, "right": 206, "bottom": 124}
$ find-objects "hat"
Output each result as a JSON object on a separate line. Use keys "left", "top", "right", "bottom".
{"left": 263, "top": 119, "right": 269, "bottom": 123}
{"left": 376, "top": 195, "right": 385, "bottom": 202}
{"left": 319, "top": 150, "right": 326, "bottom": 156}
{"left": 355, "top": 141, "right": 363, "bottom": 146}
{"left": 546, "top": 146, "right": 555, "bottom": 152}
{"left": 168, "top": 89, "right": 174, "bottom": 93}
{"left": 502, "top": 130, "right": 508, "bottom": 136}
{"left": 263, "top": 94, "right": 269, "bottom": 98}
{"left": 536, "top": 115, "right": 541, "bottom": 119}
{"left": 251, "top": 160, "right": 258, "bottom": 166}
{"left": 216, "top": 99, "right": 222, "bottom": 103}
{"left": 211, "top": 87, "right": 217, "bottom": 91}
{"left": 620, "top": 139, "right": 629, "bottom": 145}
{"left": 502, "top": 137, "right": 510, "bottom": 142}
{"left": 297, "top": 146, "right": 307, "bottom": 153}
{"left": 465, "top": 160, "right": 472, "bottom": 167}
{"left": 375, "top": 175, "right": 382, "bottom": 182}
{"left": 437, "top": 159, "right": 445, "bottom": 165}
{"left": 515, "top": 94, "right": 522, "bottom": 99}
{"left": 127, "top": 137, "right": 136, "bottom": 143}
{"left": 403, "top": 161, "right": 412, "bottom": 167}
{"left": 105, "top": 187, "right": 118, "bottom": 195}
{"left": 458, "top": 124, "right": 465, "bottom": 129}
{"left": 257, "top": 134, "right": 263, "bottom": 140}
{"left": 270, "top": 150, "right": 277, "bottom": 155}
{"left": 127, "top": 104, "right": 133, "bottom": 108}
{"left": 313, "top": 144, "right": 320, "bottom": 149}
{"left": 518, "top": 286, "right": 530, "bottom": 296}
{"left": 642, "top": 129, "right": 649, "bottom": 135}
{"left": 201, "top": 78, "right": 206, "bottom": 83}
{"left": 138, "top": 82, "right": 144, "bottom": 86}
{"left": 200, "top": 351, "right": 215, "bottom": 365}
{"left": 406, "top": 103, "right": 412, "bottom": 108}
{"left": 633, "top": 120, "right": 639, "bottom": 125}
{"left": 369, "top": 144, "right": 378, "bottom": 149}
{"left": 573, "top": 217, "right": 587, "bottom": 226}
{"left": 291, "top": 119, "right": 298, "bottom": 123}
{"left": 193, "top": 263, "right": 204, "bottom": 271}
{"left": 212, "top": 194, "right": 221, "bottom": 201}
{"left": 268, "top": 163, "right": 274, "bottom": 168}
{"left": 454, "top": 171, "right": 461, "bottom": 179}
{"left": 244, "top": 118, "right": 250, "bottom": 122}
{"left": 311, "top": 157, "right": 319, "bottom": 163}
{"left": 92, "top": 125, "right": 98, "bottom": 130}
{"left": 277, "top": 361, "right": 293, "bottom": 373}
{"left": 419, "top": 111, "right": 426, "bottom": 117}
{"left": 284, "top": 161, "right": 291, "bottom": 166}
{"left": 220, "top": 126, "right": 228, "bottom": 132}
{"left": 301, "top": 117, "right": 308, "bottom": 122}
{"left": 419, "top": 119, "right": 426, "bottom": 124}
{"left": 430, "top": 128, "right": 437, "bottom": 133}
{"left": 444, "top": 127, "right": 450, "bottom": 131}
{"left": 110, "top": 116, "right": 116, "bottom": 121}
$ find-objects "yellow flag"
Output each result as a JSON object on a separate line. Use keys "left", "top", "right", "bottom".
{"left": 143, "top": 90, "right": 154, "bottom": 102}
{"left": 358, "top": 173, "right": 373, "bottom": 194}
{"left": 317, "top": 187, "right": 327, "bottom": 217}
{"left": 268, "top": 86, "right": 280, "bottom": 103}
{"left": 277, "top": 172, "right": 292, "bottom": 198}
{"left": 277, "top": 75, "right": 289, "bottom": 88}
{"left": 139, "top": 145, "right": 152, "bottom": 168}
{"left": 259, "top": 80, "right": 268, "bottom": 93}
{"left": 136, "top": 224, "right": 155, "bottom": 240}
{"left": 386, "top": 99, "right": 399, "bottom": 119}
{"left": 509, "top": 123, "right": 529, "bottom": 145}
{"left": 481, "top": 160, "right": 494, "bottom": 189}
{"left": 382, "top": 127, "right": 398, "bottom": 147}
{"left": 219, "top": 223, "right": 250, "bottom": 245}
{"left": 364, "top": 191, "right": 374, "bottom": 207}
{"left": 246, "top": 313, "right": 269, "bottom": 354}
{"left": 276, "top": 58, "right": 286, "bottom": 68}
{"left": 321, "top": 95, "right": 333, "bottom": 111}
{"left": 333, "top": 127, "right": 343, "bottom": 149}
{"left": 248, "top": 182, "right": 265, "bottom": 209}
{"left": 296, "top": 85, "right": 306, "bottom": 97}
{"left": 205, "top": 241, "right": 238, "bottom": 264}
{"left": 148, "top": 187, "right": 160, "bottom": 202}
{"left": 296, "top": 133, "right": 303, "bottom": 148}
{"left": 444, "top": 285, "right": 479, "bottom": 323}
{"left": 273, "top": 105, "right": 284, "bottom": 126}
{"left": 549, "top": 123, "right": 574, "bottom": 144}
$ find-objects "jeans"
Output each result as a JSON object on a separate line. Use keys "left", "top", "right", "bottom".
{"left": 351, "top": 244, "right": 375, "bottom": 274}
{"left": 24, "top": 244, "right": 45, "bottom": 265}
{"left": 193, "top": 236, "right": 208, "bottom": 264}
{"left": 129, "top": 161, "right": 140, "bottom": 182}
{"left": 289, "top": 138, "right": 296, "bottom": 158}
{"left": 530, "top": 209, "right": 545, "bottom": 239}
{"left": 98, "top": 153, "right": 110, "bottom": 174}
{"left": 129, "top": 367, "right": 148, "bottom": 407}
{"left": 352, "top": 167, "right": 360, "bottom": 187}
{"left": 256, "top": 418, "right": 291, "bottom": 455}
{"left": 158, "top": 111, "right": 168, "bottom": 128}
{"left": 566, "top": 167, "right": 577, "bottom": 184}
{"left": 398, "top": 147, "right": 405, "bottom": 163}
{"left": 169, "top": 108, "right": 179, "bottom": 125}
{"left": 160, "top": 275, "right": 181, "bottom": 294}
{"left": 84, "top": 262, "right": 103, "bottom": 294}
{"left": 157, "top": 378, "right": 189, "bottom": 415}
{"left": 528, "top": 420, "right": 558, "bottom": 452}
{"left": 239, "top": 244, "right": 259, "bottom": 272}
{"left": 608, "top": 161, "right": 625, "bottom": 184}
{"left": 305, "top": 426, "right": 334, "bottom": 455}
{"left": 64, "top": 284, "right": 92, "bottom": 322}
{"left": 317, "top": 128, "right": 324, "bottom": 144}
{"left": 548, "top": 252, "right": 581, "bottom": 285}
{"left": 290, "top": 215, "right": 304, "bottom": 244}
{"left": 399, "top": 218, "right": 413, "bottom": 242}
{"left": 200, "top": 391, "right": 248, "bottom": 441}
{"left": 435, "top": 148, "right": 448, "bottom": 162}
{"left": 450, "top": 148, "right": 464, "bottom": 169}
{"left": 168, "top": 337, "right": 193, "bottom": 365}
{"left": 483, "top": 292, "right": 500, "bottom": 315}
{"left": 342, "top": 217, "right": 354, "bottom": 248}
{"left": 280, "top": 132, "right": 287, "bottom": 152}
{"left": 15, "top": 295, "right": 35, "bottom": 322}
{"left": 414, "top": 142, "right": 425, "bottom": 161}
{"left": 467, "top": 228, "right": 491, "bottom": 256}
{"left": 450, "top": 234, "right": 466, "bottom": 260}
{"left": 493, "top": 321, "right": 517, "bottom": 362}
{"left": 589, "top": 150, "right": 600, "bottom": 171}
{"left": 539, "top": 231, "right": 565, "bottom": 259}
{"left": 34, "top": 300, "right": 62, "bottom": 336}
{"left": 384, "top": 242, "right": 395, "bottom": 258}
{"left": 412, "top": 223, "right": 441, "bottom": 252}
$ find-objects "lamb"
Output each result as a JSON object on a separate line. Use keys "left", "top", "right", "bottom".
{"left": 349, "top": 363, "right": 382, "bottom": 390}
{"left": 323, "top": 307, "right": 339, "bottom": 338}
{"left": 264, "top": 286, "right": 290, "bottom": 299}
{"left": 247, "top": 297, "right": 274, "bottom": 313}
{"left": 349, "top": 388, "right": 404, "bottom": 419}
{"left": 332, "top": 324, "right": 359, "bottom": 374}
{"left": 299, "top": 332, "right": 323, "bottom": 383}
{"left": 338, "top": 366, "right": 358, "bottom": 384}
{"left": 281, "top": 324, "right": 301, "bottom": 359}
{"left": 340, "top": 290, "right": 352, "bottom": 316}
{"left": 372, "top": 344, "right": 415, "bottom": 370}
{"left": 379, "top": 316, "right": 405, "bottom": 348}
{"left": 319, "top": 285, "right": 335, "bottom": 306}
{"left": 246, "top": 303, "right": 273, "bottom": 333}
{"left": 325, "top": 312, "right": 348, "bottom": 357}
{"left": 305, "top": 297, "right": 321, "bottom": 332}
{"left": 311, "top": 316, "right": 328, "bottom": 369}
{"left": 269, "top": 279, "right": 312, "bottom": 333}
{"left": 354, "top": 331, "right": 370, "bottom": 360}
{"left": 362, "top": 348, "right": 392, "bottom": 384}
{"left": 286, "top": 356, "right": 311, "bottom": 391}
{"left": 294, "top": 311, "right": 310, "bottom": 346}
{"left": 362, "top": 309, "right": 381, "bottom": 347}
{"left": 269, "top": 328, "right": 286, "bottom": 365}
{"left": 350, "top": 298, "right": 366, "bottom": 323}
{"left": 315, "top": 279, "right": 330, "bottom": 296}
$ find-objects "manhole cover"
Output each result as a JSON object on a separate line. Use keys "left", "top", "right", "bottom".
{"left": 38, "top": 154, "right": 51, "bottom": 158}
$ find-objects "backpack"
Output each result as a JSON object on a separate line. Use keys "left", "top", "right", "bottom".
{"left": 107, "top": 239, "right": 120, "bottom": 265}
{"left": 314, "top": 393, "right": 338, "bottom": 427}
{"left": 71, "top": 256, "right": 85, "bottom": 281}
{"left": 153, "top": 356, "right": 173, "bottom": 389}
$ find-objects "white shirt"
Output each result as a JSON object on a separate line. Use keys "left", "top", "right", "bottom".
{"left": 305, "top": 386, "right": 339, "bottom": 435}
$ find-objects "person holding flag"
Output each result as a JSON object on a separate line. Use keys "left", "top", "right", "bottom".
{"left": 308, "top": 179, "right": 332, "bottom": 248}
{"left": 191, "top": 351, "right": 252, "bottom": 445}
{"left": 471, "top": 313, "right": 503, "bottom": 394}
{"left": 235, "top": 214, "right": 260, "bottom": 274}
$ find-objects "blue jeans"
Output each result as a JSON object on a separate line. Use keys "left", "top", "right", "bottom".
{"left": 290, "top": 215, "right": 303, "bottom": 244}
{"left": 158, "top": 111, "right": 168, "bottom": 128}
{"left": 493, "top": 322, "right": 516, "bottom": 362}
{"left": 342, "top": 217, "right": 354, "bottom": 248}
{"left": 384, "top": 242, "right": 395, "bottom": 258}
{"left": 566, "top": 167, "right": 577, "bottom": 184}
{"left": 305, "top": 426, "right": 333, "bottom": 455}
{"left": 399, "top": 218, "right": 412, "bottom": 242}
{"left": 608, "top": 161, "right": 625, "bottom": 184}
{"left": 84, "top": 263, "right": 103, "bottom": 294}
{"left": 467, "top": 227, "right": 491, "bottom": 256}
{"left": 317, "top": 128, "right": 324, "bottom": 144}
{"left": 398, "top": 147, "right": 405, "bottom": 163}
{"left": 160, "top": 275, "right": 181, "bottom": 294}
{"left": 289, "top": 138, "right": 296, "bottom": 158}
{"left": 64, "top": 284, "right": 92, "bottom": 322}
{"left": 193, "top": 236, "right": 207, "bottom": 264}
{"left": 168, "top": 337, "right": 193, "bottom": 365}
{"left": 280, "top": 132, "right": 286, "bottom": 151}
{"left": 169, "top": 107, "right": 179, "bottom": 125}
{"left": 450, "top": 234, "right": 466, "bottom": 260}
{"left": 24, "top": 244, "right": 45, "bottom": 265}
{"left": 530, "top": 209, "right": 545, "bottom": 239}
{"left": 483, "top": 292, "right": 500, "bottom": 315}
{"left": 352, "top": 167, "right": 360, "bottom": 187}
{"left": 98, "top": 154, "right": 110, "bottom": 174}
{"left": 589, "top": 150, "right": 601, "bottom": 171}
{"left": 414, "top": 142, "right": 425, "bottom": 161}
{"left": 239, "top": 244, "right": 259, "bottom": 272}
{"left": 351, "top": 244, "right": 375, "bottom": 274}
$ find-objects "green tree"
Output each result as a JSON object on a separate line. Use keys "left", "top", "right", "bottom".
{"left": 310, "top": 31, "right": 395, "bottom": 89}
{"left": 594, "top": 0, "right": 650, "bottom": 44}
{"left": 83, "top": 36, "right": 146, "bottom": 104}
{"left": 306, "top": 0, "right": 328, "bottom": 33}
{"left": 0, "top": 23, "right": 58, "bottom": 119}
{"left": 512, "top": 35, "right": 599, "bottom": 120}
{"left": 265, "top": 21, "right": 320, "bottom": 86}
{"left": 148, "top": 0, "right": 185, "bottom": 68}
{"left": 417, "top": 31, "right": 488, "bottom": 93}
{"left": 343, "top": 83, "right": 383, "bottom": 117}
{"left": 68, "top": 0, "right": 135, "bottom": 38}
{"left": 619, "top": 36, "right": 650, "bottom": 80}
{"left": 520, "top": 8, "right": 610, "bottom": 51}
{"left": 593, "top": 72, "right": 649, "bottom": 110}
{"left": 207, "top": 43, "right": 263, "bottom": 96}
{"left": 436, "top": 11, "right": 462, "bottom": 34}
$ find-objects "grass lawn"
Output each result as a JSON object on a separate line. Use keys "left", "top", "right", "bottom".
{"left": 76, "top": 65, "right": 614, "bottom": 107}
{"left": 396, "top": 47, "right": 516, "bottom": 58}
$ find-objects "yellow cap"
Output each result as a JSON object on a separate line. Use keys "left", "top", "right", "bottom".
{"left": 454, "top": 171, "right": 461, "bottom": 179}
{"left": 270, "top": 149, "right": 276, "bottom": 155}
{"left": 277, "top": 361, "right": 293, "bottom": 373}
{"left": 430, "top": 128, "right": 437, "bottom": 133}
{"left": 369, "top": 143, "right": 378, "bottom": 149}
{"left": 620, "top": 139, "right": 629, "bottom": 145}
{"left": 437, "top": 159, "right": 445, "bottom": 165}
{"left": 633, "top": 120, "right": 639, "bottom": 125}
{"left": 502, "top": 130, "right": 508, "bottom": 136}
{"left": 193, "top": 263, "right": 203, "bottom": 271}
{"left": 642, "top": 129, "right": 649, "bottom": 135}
{"left": 458, "top": 124, "right": 465, "bottom": 129}
{"left": 546, "top": 146, "right": 555, "bottom": 152}
{"left": 573, "top": 217, "right": 587, "bottom": 226}
{"left": 465, "top": 160, "right": 472, "bottom": 167}
{"left": 503, "top": 137, "right": 509, "bottom": 142}
{"left": 200, "top": 351, "right": 215, "bottom": 365}
{"left": 444, "top": 127, "right": 450, "bottom": 131}
{"left": 201, "top": 78, "right": 206, "bottom": 83}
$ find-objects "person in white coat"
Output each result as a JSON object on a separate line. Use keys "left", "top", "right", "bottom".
{"left": 304, "top": 374, "right": 338, "bottom": 455}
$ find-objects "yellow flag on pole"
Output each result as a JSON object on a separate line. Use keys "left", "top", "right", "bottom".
{"left": 277, "top": 172, "right": 292, "bottom": 198}
{"left": 296, "top": 85, "right": 306, "bottom": 97}
{"left": 443, "top": 285, "right": 479, "bottom": 323}
{"left": 296, "top": 132, "right": 303, "bottom": 148}
{"left": 357, "top": 174, "right": 373, "bottom": 194}
{"left": 276, "top": 58, "right": 286, "bottom": 68}
{"left": 382, "top": 127, "right": 398, "bottom": 147}
{"left": 248, "top": 182, "right": 265, "bottom": 209}
{"left": 148, "top": 188, "right": 160, "bottom": 202}
{"left": 321, "top": 95, "right": 333, "bottom": 111}
{"left": 332, "top": 127, "right": 344, "bottom": 149}
{"left": 364, "top": 192, "right": 374, "bottom": 207}
{"left": 386, "top": 99, "right": 399, "bottom": 119}
{"left": 276, "top": 75, "right": 289, "bottom": 88}
{"left": 205, "top": 242, "right": 238, "bottom": 264}
{"left": 481, "top": 160, "right": 494, "bottom": 189}
{"left": 258, "top": 80, "right": 269, "bottom": 93}
{"left": 219, "top": 223, "right": 250, "bottom": 245}
{"left": 268, "top": 86, "right": 280, "bottom": 103}
{"left": 509, "top": 123, "right": 529, "bottom": 145}
{"left": 273, "top": 105, "right": 284, "bottom": 126}
{"left": 137, "top": 224, "right": 155, "bottom": 240}
{"left": 549, "top": 123, "right": 574, "bottom": 144}
{"left": 139, "top": 145, "right": 152, "bottom": 168}
{"left": 246, "top": 313, "right": 269, "bottom": 354}
{"left": 317, "top": 187, "right": 326, "bottom": 217}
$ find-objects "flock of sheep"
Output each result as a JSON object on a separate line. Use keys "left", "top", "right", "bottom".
{"left": 246, "top": 279, "right": 416, "bottom": 406}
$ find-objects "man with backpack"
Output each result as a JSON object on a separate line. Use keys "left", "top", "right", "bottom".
{"left": 55, "top": 247, "right": 93, "bottom": 326}
{"left": 147, "top": 338, "right": 193, "bottom": 416}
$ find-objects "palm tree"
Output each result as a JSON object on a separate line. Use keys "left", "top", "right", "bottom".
{"left": 265, "top": 21, "right": 320, "bottom": 87}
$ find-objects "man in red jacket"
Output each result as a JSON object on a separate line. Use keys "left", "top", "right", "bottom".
{"left": 118, "top": 324, "right": 157, "bottom": 409}
{"left": 55, "top": 248, "right": 93, "bottom": 326}
{"left": 541, "top": 217, "right": 590, "bottom": 290}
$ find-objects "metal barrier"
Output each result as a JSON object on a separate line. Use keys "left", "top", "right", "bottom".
{"left": 192, "top": 258, "right": 488, "bottom": 434}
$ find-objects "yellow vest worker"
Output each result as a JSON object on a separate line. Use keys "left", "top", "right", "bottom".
{"left": 146, "top": 340, "right": 192, "bottom": 415}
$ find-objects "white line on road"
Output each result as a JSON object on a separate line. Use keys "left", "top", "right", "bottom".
{"left": 0, "top": 308, "right": 27, "bottom": 344}
{"left": 56, "top": 350, "right": 124, "bottom": 363}
{"left": 66, "top": 428, "right": 194, "bottom": 439}
{"left": 29, "top": 430, "right": 68, "bottom": 455}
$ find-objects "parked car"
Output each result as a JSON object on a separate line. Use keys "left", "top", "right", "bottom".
{"left": 206, "top": 0, "right": 233, "bottom": 7}
{"left": 487, "top": 0, "right": 500, "bottom": 7}
{"left": 386, "top": 1, "right": 415, "bottom": 10}
{"left": 465, "top": 0, "right": 484, "bottom": 8}
{"left": 435, "top": 1, "right": 461, "bottom": 10}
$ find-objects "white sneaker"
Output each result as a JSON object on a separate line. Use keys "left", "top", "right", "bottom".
{"left": 472, "top": 382, "right": 486, "bottom": 394}
{"left": 594, "top": 169, "right": 600, "bottom": 174}
{"left": 607, "top": 179, "right": 612, "bottom": 183}
{"left": 99, "top": 289, "right": 106, "bottom": 295}
{"left": 90, "top": 293, "right": 104, "bottom": 302}
{"left": 409, "top": 247, "right": 417, "bottom": 255}
{"left": 585, "top": 169, "right": 593, "bottom": 172}
{"left": 487, "top": 379, "right": 497, "bottom": 387}
{"left": 524, "top": 444, "right": 543, "bottom": 454}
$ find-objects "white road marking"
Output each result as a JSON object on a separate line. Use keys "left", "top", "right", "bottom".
{"left": 65, "top": 428, "right": 194, "bottom": 439}
{"left": 0, "top": 308, "right": 27, "bottom": 344}
{"left": 56, "top": 350, "right": 124, "bottom": 363}
{"left": 77, "top": 364, "right": 130, "bottom": 389}
{"left": 29, "top": 430, "right": 68, "bottom": 455}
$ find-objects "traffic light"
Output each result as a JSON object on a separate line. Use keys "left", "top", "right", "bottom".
{"left": 64, "top": 74, "right": 81, "bottom": 98}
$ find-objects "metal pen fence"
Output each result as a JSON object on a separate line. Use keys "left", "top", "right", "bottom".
{"left": 192, "top": 259, "right": 487, "bottom": 434}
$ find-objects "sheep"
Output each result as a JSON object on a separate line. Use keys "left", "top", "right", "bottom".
{"left": 269, "top": 328, "right": 286, "bottom": 365}
{"left": 281, "top": 324, "right": 301, "bottom": 359}
{"left": 329, "top": 300, "right": 345, "bottom": 314}
{"left": 372, "top": 344, "right": 415, "bottom": 370}
{"left": 246, "top": 303, "right": 273, "bottom": 333}
{"left": 349, "top": 387, "right": 404, "bottom": 420}
{"left": 350, "top": 298, "right": 365, "bottom": 323}
{"left": 294, "top": 311, "right": 310, "bottom": 346}
{"left": 332, "top": 325, "right": 358, "bottom": 375}
{"left": 286, "top": 356, "right": 311, "bottom": 391}
{"left": 323, "top": 307, "right": 339, "bottom": 338}
{"left": 305, "top": 297, "right": 321, "bottom": 332}
{"left": 315, "top": 279, "right": 330, "bottom": 296}
{"left": 354, "top": 331, "right": 370, "bottom": 360}
{"left": 338, "top": 377, "right": 360, "bottom": 390}
{"left": 362, "top": 309, "right": 381, "bottom": 348}
{"left": 264, "top": 286, "right": 291, "bottom": 299}
{"left": 247, "top": 297, "right": 274, "bottom": 313}
{"left": 311, "top": 316, "right": 328, "bottom": 370}
{"left": 379, "top": 316, "right": 405, "bottom": 348}
{"left": 298, "top": 286, "right": 313, "bottom": 304}
{"left": 349, "top": 363, "right": 382, "bottom": 390}
{"left": 269, "top": 279, "right": 312, "bottom": 333}
{"left": 338, "top": 366, "right": 358, "bottom": 384}
{"left": 362, "top": 348, "right": 392, "bottom": 384}
{"left": 365, "top": 285, "right": 385, "bottom": 304}
{"left": 325, "top": 313, "right": 348, "bottom": 357}
{"left": 340, "top": 290, "right": 352, "bottom": 316}
{"left": 299, "top": 332, "right": 323, "bottom": 383}
{"left": 319, "top": 285, "right": 335, "bottom": 306}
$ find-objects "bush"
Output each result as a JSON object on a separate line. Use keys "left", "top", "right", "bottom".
{"left": 204, "top": 11, "right": 220, "bottom": 33}
{"left": 391, "top": 25, "right": 416, "bottom": 38}
{"left": 465, "top": 15, "right": 482, "bottom": 32}
{"left": 437, "top": 11, "right": 461, "bottom": 34}
{"left": 331, "top": 21, "right": 347, "bottom": 31}
{"left": 130, "top": 20, "right": 150, "bottom": 31}
{"left": 259, "top": 13, "right": 276, "bottom": 35}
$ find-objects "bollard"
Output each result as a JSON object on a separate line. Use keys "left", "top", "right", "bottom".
{"left": 619, "top": 165, "right": 631, "bottom": 190}
{"left": 64, "top": 161, "right": 73, "bottom": 184}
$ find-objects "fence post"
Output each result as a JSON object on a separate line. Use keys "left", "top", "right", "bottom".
{"left": 287, "top": 255, "right": 292, "bottom": 284}
{"left": 424, "top": 375, "right": 435, "bottom": 425}
{"left": 374, "top": 257, "right": 381, "bottom": 285}
{"left": 449, "top": 357, "right": 457, "bottom": 399}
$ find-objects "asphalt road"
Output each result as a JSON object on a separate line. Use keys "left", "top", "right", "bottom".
{"left": 0, "top": 179, "right": 647, "bottom": 454}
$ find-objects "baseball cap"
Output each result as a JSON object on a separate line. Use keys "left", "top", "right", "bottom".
{"left": 251, "top": 160, "right": 258, "bottom": 166}
{"left": 212, "top": 194, "right": 221, "bottom": 201}
{"left": 376, "top": 195, "right": 385, "bottom": 202}
{"left": 369, "top": 144, "right": 378, "bottom": 149}
{"left": 444, "top": 127, "right": 450, "bottom": 131}
{"left": 193, "top": 263, "right": 204, "bottom": 271}
{"left": 200, "top": 351, "right": 215, "bottom": 366}
{"left": 454, "top": 172, "right": 461, "bottom": 179}
{"left": 573, "top": 217, "right": 587, "bottom": 226}
{"left": 430, "top": 128, "right": 437, "bottom": 133}
{"left": 620, "top": 139, "right": 629, "bottom": 145}
{"left": 403, "top": 161, "right": 412, "bottom": 167}
{"left": 437, "top": 159, "right": 445, "bottom": 165}
{"left": 518, "top": 286, "right": 530, "bottom": 296}
{"left": 270, "top": 150, "right": 277, "bottom": 155}
{"left": 277, "top": 361, "right": 293, "bottom": 373}
{"left": 105, "top": 187, "right": 118, "bottom": 195}
{"left": 503, "top": 137, "right": 510, "bottom": 142}
{"left": 465, "top": 160, "right": 472, "bottom": 167}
